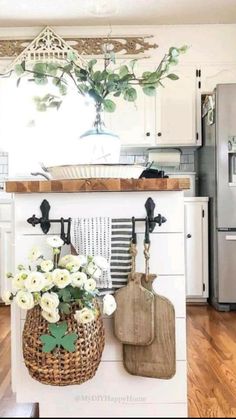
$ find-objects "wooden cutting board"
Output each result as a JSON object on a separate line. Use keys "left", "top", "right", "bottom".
{"left": 123, "top": 274, "right": 176, "bottom": 379}
{"left": 114, "top": 272, "right": 155, "bottom": 345}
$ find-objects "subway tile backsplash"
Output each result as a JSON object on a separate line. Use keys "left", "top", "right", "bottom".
{"left": 120, "top": 147, "right": 195, "bottom": 172}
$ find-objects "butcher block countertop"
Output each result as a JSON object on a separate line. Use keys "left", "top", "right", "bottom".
{"left": 5, "top": 177, "right": 190, "bottom": 193}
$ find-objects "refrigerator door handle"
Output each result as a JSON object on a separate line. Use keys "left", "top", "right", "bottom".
{"left": 226, "top": 235, "right": 236, "bottom": 240}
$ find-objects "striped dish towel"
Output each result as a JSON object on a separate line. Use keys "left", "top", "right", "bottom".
{"left": 71, "top": 217, "right": 112, "bottom": 289}
{"left": 99, "top": 218, "right": 132, "bottom": 295}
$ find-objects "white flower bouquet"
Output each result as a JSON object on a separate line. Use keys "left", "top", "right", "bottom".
{"left": 3, "top": 236, "right": 117, "bottom": 325}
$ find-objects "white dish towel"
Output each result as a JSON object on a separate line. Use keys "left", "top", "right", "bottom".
{"left": 71, "top": 217, "right": 112, "bottom": 289}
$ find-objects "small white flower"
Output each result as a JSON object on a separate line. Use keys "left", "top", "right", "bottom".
{"left": 74, "top": 307, "right": 95, "bottom": 324}
{"left": 40, "top": 260, "right": 54, "bottom": 273}
{"left": 71, "top": 271, "right": 87, "bottom": 288}
{"left": 76, "top": 255, "right": 87, "bottom": 266}
{"left": 25, "top": 272, "right": 46, "bottom": 292}
{"left": 84, "top": 278, "right": 97, "bottom": 293}
{"left": 93, "top": 256, "right": 109, "bottom": 271}
{"left": 59, "top": 254, "right": 76, "bottom": 268}
{"left": 12, "top": 271, "right": 29, "bottom": 291}
{"left": 66, "top": 261, "right": 80, "bottom": 273}
{"left": 43, "top": 272, "right": 54, "bottom": 291}
{"left": 40, "top": 292, "right": 59, "bottom": 313}
{"left": 103, "top": 294, "right": 117, "bottom": 316}
{"left": 2, "top": 290, "right": 13, "bottom": 305}
{"left": 28, "top": 247, "right": 42, "bottom": 262}
{"left": 52, "top": 269, "right": 71, "bottom": 289}
{"left": 15, "top": 290, "right": 34, "bottom": 310}
{"left": 86, "top": 262, "right": 102, "bottom": 279}
{"left": 42, "top": 309, "right": 60, "bottom": 323}
{"left": 47, "top": 236, "right": 64, "bottom": 248}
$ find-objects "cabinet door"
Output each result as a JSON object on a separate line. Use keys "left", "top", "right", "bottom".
{"left": 185, "top": 202, "right": 204, "bottom": 297}
{"left": 156, "top": 66, "right": 197, "bottom": 145}
{"left": 200, "top": 65, "right": 236, "bottom": 92}
{"left": 104, "top": 84, "right": 156, "bottom": 146}
{"left": 0, "top": 224, "right": 12, "bottom": 298}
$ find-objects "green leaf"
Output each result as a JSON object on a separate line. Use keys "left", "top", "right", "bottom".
{"left": 169, "top": 47, "right": 179, "bottom": 58}
{"left": 59, "top": 302, "right": 71, "bottom": 314}
{"left": 33, "top": 62, "right": 47, "bottom": 74}
{"left": 108, "top": 73, "right": 120, "bottom": 83}
{"left": 63, "top": 63, "right": 73, "bottom": 73}
{"left": 93, "top": 70, "right": 102, "bottom": 82}
{"left": 49, "top": 321, "right": 68, "bottom": 339}
{"left": 179, "top": 45, "right": 189, "bottom": 53}
{"left": 113, "top": 91, "right": 121, "bottom": 97}
{"left": 40, "top": 335, "right": 57, "bottom": 353}
{"left": 103, "top": 99, "right": 116, "bottom": 112}
{"left": 14, "top": 64, "right": 24, "bottom": 76}
{"left": 88, "top": 59, "right": 97, "bottom": 70}
{"left": 61, "top": 333, "right": 78, "bottom": 352}
{"left": 142, "top": 71, "right": 152, "bottom": 79}
{"left": 46, "top": 63, "right": 59, "bottom": 75}
{"left": 142, "top": 85, "right": 156, "bottom": 96}
{"left": 58, "top": 288, "right": 71, "bottom": 302}
{"left": 167, "top": 73, "right": 179, "bottom": 80}
{"left": 146, "top": 72, "right": 161, "bottom": 83}
{"left": 58, "top": 83, "right": 67, "bottom": 96}
{"left": 88, "top": 88, "right": 103, "bottom": 103}
{"left": 124, "top": 87, "right": 137, "bottom": 102}
{"left": 119, "top": 65, "right": 129, "bottom": 78}
{"left": 67, "top": 50, "right": 77, "bottom": 61}
{"left": 34, "top": 77, "right": 48, "bottom": 85}
{"left": 129, "top": 59, "right": 137, "bottom": 72}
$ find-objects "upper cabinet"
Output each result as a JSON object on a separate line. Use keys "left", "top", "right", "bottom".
{"left": 104, "top": 83, "right": 156, "bottom": 146}
{"left": 200, "top": 65, "right": 236, "bottom": 92}
{"left": 105, "top": 65, "right": 199, "bottom": 147}
{"left": 155, "top": 66, "right": 199, "bottom": 146}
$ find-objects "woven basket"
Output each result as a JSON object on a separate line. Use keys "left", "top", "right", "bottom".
{"left": 22, "top": 302, "right": 105, "bottom": 386}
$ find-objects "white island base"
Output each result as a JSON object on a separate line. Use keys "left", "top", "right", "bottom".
{"left": 9, "top": 188, "right": 187, "bottom": 418}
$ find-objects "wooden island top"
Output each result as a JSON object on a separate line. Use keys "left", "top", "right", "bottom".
{"left": 5, "top": 177, "right": 190, "bottom": 193}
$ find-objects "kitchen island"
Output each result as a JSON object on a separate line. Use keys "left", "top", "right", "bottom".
{"left": 6, "top": 178, "right": 189, "bottom": 418}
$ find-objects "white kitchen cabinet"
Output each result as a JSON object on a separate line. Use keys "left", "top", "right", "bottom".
{"left": 104, "top": 84, "right": 156, "bottom": 147}
{"left": 0, "top": 200, "right": 13, "bottom": 299}
{"left": 0, "top": 224, "right": 13, "bottom": 297}
{"left": 200, "top": 64, "right": 236, "bottom": 93}
{"left": 184, "top": 197, "right": 209, "bottom": 301}
{"left": 155, "top": 66, "right": 199, "bottom": 146}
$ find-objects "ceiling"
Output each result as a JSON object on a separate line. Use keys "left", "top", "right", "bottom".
{"left": 0, "top": 0, "right": 236, "bottom": 27}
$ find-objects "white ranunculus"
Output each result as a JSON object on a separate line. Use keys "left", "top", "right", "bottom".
{"left": 2, "top": 290, "right": 13, "bottom": 305}
{"left": 59, "top": 254, "right": 76, "bottom": 268}
{"left": 47, "top": 236, "right": 64, "bottom": 248}
{"left": 25, "top": 272, "right": 46, "bottom": 292}
{"left": 76, "top": 255, "right": 87, "bottom": 266}
{"left": 41, "top": 309, "right": 60, "bottom": 323}
{"left": 43, "top": 272, "right": 54, "bottom": 291}
{"left": 66, "top": 261, "right": 80, "bottom": 273}
{"left": 86, "top": 262, "right": 102, "bottom": 279}
{"left": 74, "top": 307, "right": 95, "bottom": 324}
{"left": 40, "top": 260, "right": 54, "bottom": 273}
{"left": 52, "top": 269, "right": 71, "bottom": 289}
{"left": 12, "top": 271, "right": 29, "bottom": 291}
{"left": 28, "top": 247, "right": 42, "bottom": 262}
{"left": 40, "top": 292, "right": 59, "bottom": 313}
{"left": 93, "top": 256, "right": 109, "bottom": 271}
{"left": 84, "top": 278, "right": 97, "bottom": 293}
{"left": 71, "top": 271, "right": 87, "bottom": 288}
{"left": 103, "top": 294, "right": 117, "bottom": 316}
{"left": 15, "top": 290, "right": 34, "bottom": 310}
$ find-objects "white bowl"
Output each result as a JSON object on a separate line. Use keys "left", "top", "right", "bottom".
{"left": 45, "top": 164, "right": 144, "bottom": 180}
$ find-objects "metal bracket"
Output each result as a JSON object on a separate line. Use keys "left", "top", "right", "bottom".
{"left": 27, "top": 199, "right": 71, "bottom": 244}
{"left": 27, "top": 197, "right": 167, "bottom": 245}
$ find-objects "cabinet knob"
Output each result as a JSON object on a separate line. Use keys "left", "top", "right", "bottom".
{"left": 157, "top": 132, "right": 162, "bottom": 137}
{"left": 146, "top": 132, "right": 151, "bottom": 137}
{"left": 187, "top": 233, "right": 192, "bottom": 238}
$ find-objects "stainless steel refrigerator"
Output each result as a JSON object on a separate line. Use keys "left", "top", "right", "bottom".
{"left": 198, "top": 83, "right": 236, "bottom": 310}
